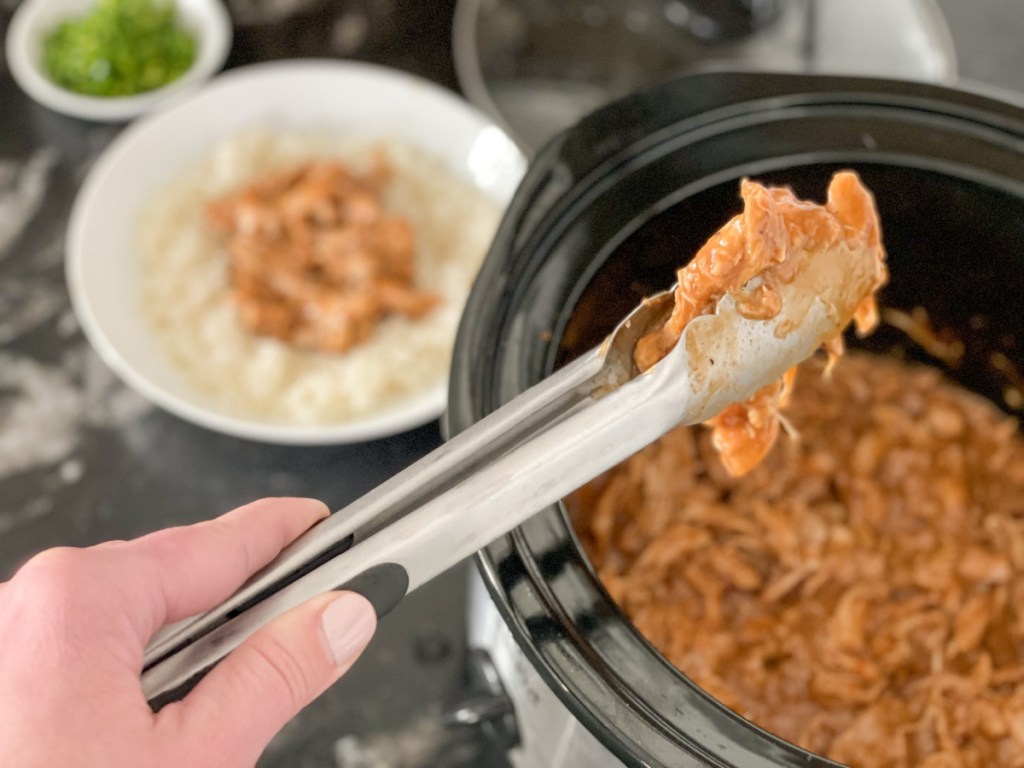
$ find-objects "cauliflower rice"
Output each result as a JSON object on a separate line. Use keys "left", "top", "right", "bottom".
{"left": 139, "top": 131, "right": 501, "bottom": 425}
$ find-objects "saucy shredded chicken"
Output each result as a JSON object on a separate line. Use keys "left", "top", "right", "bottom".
{"left": 634, "top": 172, "right": 888, "bottom": 476}
{"left": 206, "top": 154, "right": 439, "bottom": 353}
{"left": 572, "top": 352, "right": 1024, "bottom": 768}
{"left": 884, "top": 307, "right": 966, "bottom": 366}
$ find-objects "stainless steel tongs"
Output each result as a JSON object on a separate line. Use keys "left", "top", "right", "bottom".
{"left": 141, "top": 237, "right": 877, "bottom": 707}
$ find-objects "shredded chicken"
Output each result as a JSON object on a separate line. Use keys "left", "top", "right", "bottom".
{"left": 571, "top": 352, "right": 1024, "bottom": 768}
{"left": 634, "top": 171, "right": 888, "bottom": 476}
{"left": 884, "top": 307, "right": 965, "bottom": 366}
{"left": 206, "top": 153, "right": 439, "bottom": 353}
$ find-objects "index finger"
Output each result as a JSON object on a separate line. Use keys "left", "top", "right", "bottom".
{"left": 104, "top": 497, "right": 329, "bottom": 646}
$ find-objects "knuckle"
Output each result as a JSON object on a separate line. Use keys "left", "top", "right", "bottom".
{"left": 144, "top": 524, "right": 193, "bottom": 552}
{"left": 138, "top": 527, "right": 190, "bottom": 566}
{"left": 246, "top": 635, "right": 316, "bottom": 710}
{"left": 11, "top": 547, "right": 97, "bottom": 615}
{"left": 16, "top": 547, "right": 89, "bottom": 592}
{"left": 210, "top": 517, "right": 258, "bottom": 576}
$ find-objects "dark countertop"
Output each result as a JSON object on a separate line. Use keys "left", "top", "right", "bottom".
{"left": 0, "top": 1, "right": 1021, "bottom": 767}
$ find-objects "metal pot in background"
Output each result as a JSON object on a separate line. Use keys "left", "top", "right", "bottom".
{"left": 452, "top": 0, "right": 956, "bottom": 151}
{"left": 446, "top": 73, "right": 1024, "bottom": 767}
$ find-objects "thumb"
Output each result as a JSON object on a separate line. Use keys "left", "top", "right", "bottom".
{"left": 169, "top": 591, "right": 376, "bottom": 766}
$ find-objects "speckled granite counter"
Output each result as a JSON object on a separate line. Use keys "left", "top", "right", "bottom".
{"left": 0, "top": 1, "right": 1020, "bottom": 766}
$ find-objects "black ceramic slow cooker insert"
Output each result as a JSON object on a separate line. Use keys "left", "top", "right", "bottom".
{"left": 447, "top": 73, "right": 1024, "bottom": 767}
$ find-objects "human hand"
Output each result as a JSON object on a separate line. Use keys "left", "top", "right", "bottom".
{"left": 0, "top": 498, "right": 376, "bottom": 768}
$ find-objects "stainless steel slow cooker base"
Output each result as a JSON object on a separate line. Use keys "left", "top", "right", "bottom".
{"left": 467, "top": 573, "right": 621, "bottom": 768}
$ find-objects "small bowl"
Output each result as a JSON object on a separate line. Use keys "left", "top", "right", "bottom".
{"left": 6, "top": 0, "right": 232, "bottom": 122}
{"left": 67, "top": 59, "right": 526, "bottom": 444}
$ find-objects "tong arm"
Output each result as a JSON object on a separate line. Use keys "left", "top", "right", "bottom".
{"left": 143, "top": 295, "right": 669, "bottom": 669}
{"left": 140, "top": 336, "right": 690, "bottom": 706}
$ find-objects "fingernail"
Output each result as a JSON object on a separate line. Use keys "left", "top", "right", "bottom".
{"left": 320, "top": 592, "right": 376, "bottom": 667}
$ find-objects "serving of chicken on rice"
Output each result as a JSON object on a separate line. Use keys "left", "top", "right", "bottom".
{"left": 139, "top": 131, "right": 499, "bottom": 424}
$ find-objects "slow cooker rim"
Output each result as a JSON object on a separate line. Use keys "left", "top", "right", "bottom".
{"left": 542, "top": 72, "right": 1024, "bottom": 236}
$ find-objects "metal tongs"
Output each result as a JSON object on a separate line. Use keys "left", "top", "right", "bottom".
{"left": 141, "top": 240, "right": 875, "bottom": 707}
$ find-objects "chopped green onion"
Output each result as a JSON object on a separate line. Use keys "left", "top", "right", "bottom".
{"left": 43, "top": 0, "right": 197, "bottom": 97}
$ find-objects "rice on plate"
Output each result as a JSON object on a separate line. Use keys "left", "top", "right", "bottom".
{"left": 139, "top": 130, "right": 501, "bottom": 425}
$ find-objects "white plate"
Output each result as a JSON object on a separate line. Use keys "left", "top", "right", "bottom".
{"left": 6, "top": 0, "right": 232, "bottom": 122}
{"left": 67, "top": 60, "right": 527, "bottom": 444}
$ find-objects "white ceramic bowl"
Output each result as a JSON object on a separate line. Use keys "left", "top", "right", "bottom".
{"left": 67, "top": 59, "right": 526, "bottom": 444}
{"left": 6, "top": 0, "right": 232, "bottom": 122}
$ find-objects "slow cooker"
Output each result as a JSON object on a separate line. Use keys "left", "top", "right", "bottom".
{"left": 446, "top": 73, "right": 1024, "bottom": 767}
